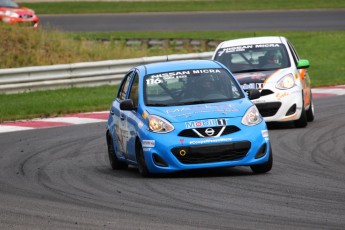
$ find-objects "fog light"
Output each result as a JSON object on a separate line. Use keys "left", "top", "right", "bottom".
{"left": 255, "top": 143, "right": 267, "bottom": 159}
{"left": 152, "top": 153, "right": 168, "bottom": 167}
{"left": 286, "top": 104, "right": 296, "bottom": 116}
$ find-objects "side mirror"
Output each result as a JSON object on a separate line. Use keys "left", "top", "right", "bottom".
{"left": 120, "top": 99, "right": 136, "bottom": 111}
{"left": 245, "top": 89, "right": 261, "bottom": 100}
{"left": 297, "top": 59, "right": 310, "bottom": 69}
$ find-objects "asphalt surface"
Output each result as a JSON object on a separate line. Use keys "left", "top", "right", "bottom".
{"left": 39, "top": 10, "right": 345, "bottom": 32}
{"left": 1, "top": 95, "right": 345, "bottom": 229}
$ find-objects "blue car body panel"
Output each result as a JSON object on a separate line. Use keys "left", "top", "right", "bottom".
{"left": 107, "top": 60, "right": 271, "bottom": 174}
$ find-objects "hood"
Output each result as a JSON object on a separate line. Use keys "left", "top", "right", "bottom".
{"left": 144, "top": 99, "right": 253, "bottom": 123}
{"left": 233, "top": 70, "right": 279, "bottom": 86}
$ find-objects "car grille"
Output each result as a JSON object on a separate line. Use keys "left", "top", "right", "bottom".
{"left": 19, "top": 15, "right": 33, "bottom": 19}
{"left": 171, "top": 141, "right": 251, "bottom": 164}
{"left": 256, "top": 102, "right": 281, "bottom": 117}
{"left": 178, "top": 125, "right": 240, "bottom": 138}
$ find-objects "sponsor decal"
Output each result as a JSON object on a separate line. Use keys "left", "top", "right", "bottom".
{"left": 143, "top": 148, "right": 151, "bottom": 152}
{"left": 253, "top": 100, "right": 266, "bottom": 103}
{"left": 189, "top": 137, "right": 233, "bottom": 145}
{"left": 242, "top": 83, "right": 264, "bottom": 90}
{"left": 218, "top": 44, "right": 280, "bottom": 56}
{"left": 142, "top": 140, "right": 155, "bottom": 148}
{"left": 146, "top": 69, "right": 221, "bottom": 85}
{"left": 180, "top": 138, "right": 184, "bottom": 145}
{"left": 276, "top": 91, "right": 290, "bottom": 100}
{"left": 138, "top": 121, "right": 144, "bottom": 129}
{"left": 166, "top": 104, "right": 239, "bottom": 117}
{"left": 261, "top": 130, "right": 269, "bottom": 140}
{"left": 185, "top": 118, "right": 227, "bottom": 129}
{"left": 237, "top": 72, "right": 266, "bottom": 81}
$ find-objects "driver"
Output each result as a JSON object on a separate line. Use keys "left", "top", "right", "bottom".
{"left": 265, "top": 50, "right": 281, "bottom": 65}
{"left": 199, "top": 76, "right": 217, "bottom": 99}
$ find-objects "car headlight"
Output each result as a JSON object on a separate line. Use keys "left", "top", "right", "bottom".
{"left": 241, "top": 105, "right": 262, "bottom": 126}
{"left": 276, "top": 73, "right": 295, "bottom": 90}
{"left": 5, "top": 10, "right": 19, "bottom": 18}
{"left": 148, "top": 115, "right": 174, "bottom": 133}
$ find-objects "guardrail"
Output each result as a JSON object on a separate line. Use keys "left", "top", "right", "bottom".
{"left": 0, "top": 52, "right": 213, "bottom": 94}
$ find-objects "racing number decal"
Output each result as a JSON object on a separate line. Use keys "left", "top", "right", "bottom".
{"left": 115, "top": 115, "right": 130, "bottom": 158}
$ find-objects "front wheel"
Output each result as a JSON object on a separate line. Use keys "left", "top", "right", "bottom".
{"left": 250, "top": 147, "right": 273, "bottom": 174}
{"left": 136, "top": 142, "right": 150, "bottom": 177}
{"left": 294, "top": 94, "right": 308, "bottom": 128}
{"left": 306, "top": 94, "right": 315, "bottom": 122}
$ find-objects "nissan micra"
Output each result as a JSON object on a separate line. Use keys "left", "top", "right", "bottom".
{"left": 106, "top": 60, "right": 272, "bottom": 176}
{"left": 213, "top": 36, "right": 314, "bottom": 128}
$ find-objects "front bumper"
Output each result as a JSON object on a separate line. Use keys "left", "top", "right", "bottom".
{"left": 254, "top": 87, "right": 303, "bottom": 122}
{"left": 2, "top": 16, "right": 39, "bottom": 27}
{"left": 140, "top": 120, "right": 270, "bottom": 174}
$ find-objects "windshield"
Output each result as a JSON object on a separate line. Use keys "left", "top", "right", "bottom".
{"left": 214, "top": 43, "right": 290, "bottom": 73}
{"left": 0, "top": 0, "right": 18, "bottom": 8}
{"left": 145, "top": 68, "right": 243, "bottom": 106}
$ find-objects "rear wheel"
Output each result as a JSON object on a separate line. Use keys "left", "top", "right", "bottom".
{"left": 106, "top": 133, "right": 128, "bottom": 170}
{"left": 136, "top": 142, "right": 150, "bottom": 177}
{"left": 250, "top": 147, "right": 273, "bottom": 174}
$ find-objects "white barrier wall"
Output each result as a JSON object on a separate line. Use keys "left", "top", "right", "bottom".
{"left": 0, "top": 52, "right": 213, "bottom": 94}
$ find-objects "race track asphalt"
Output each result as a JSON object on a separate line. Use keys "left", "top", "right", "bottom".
{"left": 0, "top": 94, "right": 344, "bottom": 229}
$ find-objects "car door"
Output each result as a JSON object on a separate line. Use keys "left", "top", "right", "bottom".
{"left": 110, "top": 70, "right": 135, "bottom": 161}
{"left": 121, "top": 71, "right": 140, "bottom": 162}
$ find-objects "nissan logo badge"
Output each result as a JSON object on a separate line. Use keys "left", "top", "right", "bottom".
{"left": 205, "top": 128, "right": 215, "bottom": 136}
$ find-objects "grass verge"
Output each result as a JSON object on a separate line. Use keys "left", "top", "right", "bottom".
{"left": 0, "top": 86, "right": 117, "bottom": 122}
{"left": 22, "top": 0, "right": 345, "bottom": 14}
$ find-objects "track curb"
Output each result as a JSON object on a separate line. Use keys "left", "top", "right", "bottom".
{"left": 1, "top": 86, "right": 344, "bottom": 133}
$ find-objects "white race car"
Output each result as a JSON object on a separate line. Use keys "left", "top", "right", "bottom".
{"left": 212, "top": 36, "right": 314, "bottom": 127}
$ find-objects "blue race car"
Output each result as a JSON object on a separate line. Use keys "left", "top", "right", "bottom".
{"left": 106, "top": 60, "right": 272, "bottom": 176}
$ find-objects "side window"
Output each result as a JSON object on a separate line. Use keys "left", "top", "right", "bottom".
{"left": 287, "top": 41, "right": 299, "bottom": 65}
{"left": 128, "top": 72, "right": 139, "bottom": 107}
{"left": 117, "top": 71, "right": 134, "bottom": 100}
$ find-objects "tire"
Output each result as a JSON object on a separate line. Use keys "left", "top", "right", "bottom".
{"left": 294, "top": 106, "right": 308, "bottom": 128}
{"left": 136, "top": 142, "right": 150, "bottom": 177}
{"left": 106, "top": 133, "right": 128, "bottom": 170}
{"left": 294, "top": 93, "right": 308, "bottom": 128}
{"left": 306, "top": 94, "right": 315, "bottom": 122}
{"left": 250, "top": 146, "right": 273, "bottom": 174}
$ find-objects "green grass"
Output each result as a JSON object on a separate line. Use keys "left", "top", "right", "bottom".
{"left": 0, "top": 86, "right": 117, "bottom": 122}
{"left": 22, "top": 0, "right": 345, "bottom": 14}
{"left": 0, "top": 25, "right": 192, "bottom": 68}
